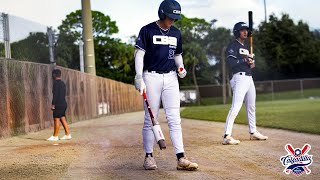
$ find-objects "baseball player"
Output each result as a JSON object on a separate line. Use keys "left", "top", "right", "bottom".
{"left": 134, "top": 0, "right": 198, "bottom": 171}
{"left": 222, "top": 22, "right": 268, "bottom": 145}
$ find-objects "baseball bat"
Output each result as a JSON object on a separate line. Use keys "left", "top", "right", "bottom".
{"left": 142, "top": 92, "right": 166, "bottom": 150}
{"left": 248, "top": 11, "right": 253, "bottom": 54}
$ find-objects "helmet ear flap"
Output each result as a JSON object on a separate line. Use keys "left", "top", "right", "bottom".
{"left": 158, "top": 9, "right": 165, "bottom": 20}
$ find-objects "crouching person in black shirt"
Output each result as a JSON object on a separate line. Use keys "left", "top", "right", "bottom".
{"left": 47, "top": 69, "right": 72, "bottom": 141}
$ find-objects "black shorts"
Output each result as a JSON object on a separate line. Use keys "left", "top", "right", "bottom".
{"left": 53, "top": 106, "right": 67, "bottom": 118}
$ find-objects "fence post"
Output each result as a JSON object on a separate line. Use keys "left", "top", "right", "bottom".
{"left": 271, "top": 80, "right": 274, "bottom": 101}
{"left": 300, "top": 79, "right": 304, "bottom": 98}
{"left": 79, "top": 40, "right": 84, "bottom": 72}
{"left": 2, "top": 13, "right": 11, "bottom": 59}
{"left": 221, "top": 46, "right": 227, "bottom": 104}
{"left": 47, "top": 27, "right": 56, "bottom": 66}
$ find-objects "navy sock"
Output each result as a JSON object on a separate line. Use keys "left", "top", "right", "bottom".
{"left": 146, "top": 153, "right": 153, "bottom": 157}
{"left": 176, "top": 152, "right": 184, "bottom": 160}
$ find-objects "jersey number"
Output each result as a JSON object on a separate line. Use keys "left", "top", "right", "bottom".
{"left": 153, "top": 35, "right": 177, "bottom": 46}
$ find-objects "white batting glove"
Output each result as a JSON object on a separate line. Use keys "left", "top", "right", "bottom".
{"left": 248, "top": 53, "right": 255, "bottom": 64}
{"left": 177, "top": 66, "right": 187, "bottom": 78}
{"left": 134, "top": 75, "right": 146, "bottom": 95}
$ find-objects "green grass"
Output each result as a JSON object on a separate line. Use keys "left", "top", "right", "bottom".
{"left": 181, "top": 98, "right": 320, "bottom": 134}
{"left": 197, "top": 88, "right": 320, "bottom": 106}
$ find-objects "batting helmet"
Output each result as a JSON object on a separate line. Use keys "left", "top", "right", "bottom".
{"left": 233, "top": 22, "right": 249, "bottom": 38}
{"left": 158, "top": 0, "right": 182, "bottom": 20}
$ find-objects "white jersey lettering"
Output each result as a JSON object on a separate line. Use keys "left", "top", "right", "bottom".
{"left": 153, "top": 35, "right": 177, "bottom": 46}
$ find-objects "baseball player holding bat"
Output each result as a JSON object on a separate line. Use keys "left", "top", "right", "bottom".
{"left": 134, "top": 0, "right": 198, "bottom": 171}
{"left": 222, "top": 21, "right": 268, "bottom": 145}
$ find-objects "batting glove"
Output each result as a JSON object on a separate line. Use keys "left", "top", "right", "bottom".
{"left": 134, "top": 75, "right": 146, "bottom": 95}
{"left": 177, "top": 66, "right": 187, "bottom": 78}
{"left": 248, "top": 53, "right": 255, "bottom": 64}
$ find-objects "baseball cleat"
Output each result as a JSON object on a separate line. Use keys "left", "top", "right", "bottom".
{"left": 47, "top": 136, "right": 59, "bottom": 141}
{"left": 250, "top": 131, "right": 268, "bottom": 140}
{"left": 222, "top": 135, "right": 240, "bottom": 145}
{"left": 143, "top": 155, "right": 157, "bottom": 170}
{"left": 177, "top": 157, "right": 198, "bottom": 171}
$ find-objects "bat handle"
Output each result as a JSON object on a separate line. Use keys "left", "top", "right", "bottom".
{"left": 158, "top": 139, "right": 166, "bottom": 150}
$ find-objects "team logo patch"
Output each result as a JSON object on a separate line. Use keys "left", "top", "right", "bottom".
{"left": 228, "top": 49, "right": 234, "bottom": 54}
{"left": 280, "top": 144, "right": 313, "bottom": 177}
{"left": 239, "top": 48, "right": 249, "bottom": 55}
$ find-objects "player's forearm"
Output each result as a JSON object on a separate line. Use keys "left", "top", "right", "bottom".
{"left": 134, "top": 49, "right": 145, "bottom": 77}
{"left": 174, "top": 54, "right": 184, "bottom": 68}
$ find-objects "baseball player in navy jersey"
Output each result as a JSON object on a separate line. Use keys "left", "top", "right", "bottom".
{"left": 134, "top": 0, "right": 198, "bottom": 171}
{"left": 222, "top": 22, "right": 268, "bottom": 145}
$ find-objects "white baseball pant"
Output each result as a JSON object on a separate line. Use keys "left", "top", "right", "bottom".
{"left": 224, "top": 72, "right": 257, "bottom": 135}
{"left": 142, "top": 71, "right": 184, "bottom": 154}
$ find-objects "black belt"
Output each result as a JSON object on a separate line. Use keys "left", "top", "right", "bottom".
{"left": 234, "top": 72, "right": 252, "bottom": 76}
{"left": 147, "top": 70, "right": 174, "bottom": 74}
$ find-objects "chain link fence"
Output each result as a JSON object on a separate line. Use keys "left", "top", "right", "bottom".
{"left": 180, "top": 78, "right": 320, "bottom": 105}
{"left": 0, "top": 13, "right": 54, "bottom": 63}
{"left": 0, "top": 59, "right": 143, "bottom": 138}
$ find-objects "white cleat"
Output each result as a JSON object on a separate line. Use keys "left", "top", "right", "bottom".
{"left": 143, "top": 155, "right": 157, "bottom": 170}
{"left": 222, "top": 135, "right": 240, "bottom": 145}
{"left": 177, "top": 157, "right": 198, "bottom": 171}
{"left": 60, "top": 134, "right": 72, "bottom": 140}
{"left": 250, "top": 131, "right": 268, "bottom": 140}
{"left": 47, "top": 136, "right": 59, "bottom": 141}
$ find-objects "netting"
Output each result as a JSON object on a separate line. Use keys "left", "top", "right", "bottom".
{"left": 0, "top": 59, "right": 143, "bottom": 137}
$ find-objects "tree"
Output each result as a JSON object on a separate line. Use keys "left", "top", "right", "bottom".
{"left": 11, "top": 32, "right": 49, "bottom": 63}
{"left": 57, "top": 10, "right": 135, "bottom": 83}
{"left": 256, "top": 13, "right": 320, "bottom": 79}
{"left": 174, "top": 15, "right": 213, "bottom": 103}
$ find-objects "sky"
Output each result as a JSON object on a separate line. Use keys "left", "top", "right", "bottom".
{"left": 0, "top": 0, "right": 319, "bottom": 43}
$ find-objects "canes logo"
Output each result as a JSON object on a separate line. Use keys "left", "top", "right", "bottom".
{"left": 280, "top": 144, "right": 313, "bottom": 176}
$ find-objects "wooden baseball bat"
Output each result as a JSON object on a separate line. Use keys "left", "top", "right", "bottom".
{"left": 142, "top": 92, "right": 166, "bottom": 150}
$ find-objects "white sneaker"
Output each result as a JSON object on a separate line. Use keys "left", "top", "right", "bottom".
{"left": 143, "top": 155, "right": 157, "bottom": 170}
{"left": 60, "top": 134, "right": 72, "bottom": 140}
{"left": 47, "top": 136, "right": 59, "bottom": 141}
{"left": 177, "top": 157, "right": 199, "bottom": 171}
{"left": 222, "top": 135, "right": 240, "bottom": 145}
{"left": 250, "top": 131, "right": 268, "bottom": 140}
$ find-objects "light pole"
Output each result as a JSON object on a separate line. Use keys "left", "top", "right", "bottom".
{"left": 81, "top": 0, "right": 96, "bottom": 75}
{"left": 264, "top": 0, "right": 267, "bottom": 22}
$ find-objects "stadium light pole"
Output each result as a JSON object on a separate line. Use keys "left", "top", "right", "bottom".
{"left": 264, "top": 0, "right": 267, "bottom": 22}
{"left": 81, "top": 0, "right": 96, "bottom": 75}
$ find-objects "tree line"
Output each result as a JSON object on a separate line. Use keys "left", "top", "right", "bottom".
{"left": 2, "top": 10, "right": 320, "bottom": 85}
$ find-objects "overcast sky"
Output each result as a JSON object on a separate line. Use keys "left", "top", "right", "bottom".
{"left": 0, "top": 0, "right": 319, "bottom": 43}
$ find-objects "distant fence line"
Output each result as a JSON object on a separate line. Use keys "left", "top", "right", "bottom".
{"left": 180, "top": 78, "right": 320, "bottom": 103}
{"left": 0, "top": 59, "right": 143, "bottom": 138}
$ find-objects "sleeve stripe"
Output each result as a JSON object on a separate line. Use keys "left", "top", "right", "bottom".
{"left": 135, "top": 45, "right": 146, "bottom": 52}
{"left": 227, "top": 55, "right": 237, "bottom": 59}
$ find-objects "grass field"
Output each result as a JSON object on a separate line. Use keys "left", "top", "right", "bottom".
{"left": 181, "top": 98, "right": 320, "bottom": 134}
{"left": 197, "top": 88, "right": 320, "bottom": 106}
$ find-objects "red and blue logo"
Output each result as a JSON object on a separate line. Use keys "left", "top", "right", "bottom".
{"left": 280, "top": 144, "right": 313, "bottom": 176}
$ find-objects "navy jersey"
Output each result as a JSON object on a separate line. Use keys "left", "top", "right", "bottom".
{"left": 135, "top": 22, "right": 182, "bottom": 72}
{"left": 225, "top": 40, "right": 252, "bottom": 75}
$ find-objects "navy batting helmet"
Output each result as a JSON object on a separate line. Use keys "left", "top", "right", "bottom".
{"left": 158, "top": 0, "right": 182, "bottom": 20}
{"left": 233, "top": 22, "right": 249, "bottom": 38}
